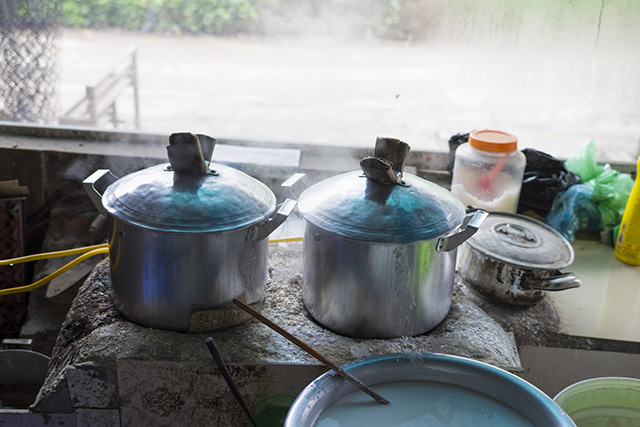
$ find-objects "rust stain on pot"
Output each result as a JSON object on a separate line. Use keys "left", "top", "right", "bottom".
{"left": 459, "top": 243, "right": 556, "bottom": 306}
{"left": 494, "top": 260, "right": 505, "bottom": 285}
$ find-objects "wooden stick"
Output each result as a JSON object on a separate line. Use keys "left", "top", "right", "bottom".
{"left": 205, "top": 337, "right": 259, "bottom": 427}
{"left": 232, "top": 298, "right": 390, "bottom": 405}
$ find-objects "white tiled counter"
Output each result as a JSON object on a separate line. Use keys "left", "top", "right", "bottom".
{"left": 520, "top": 239, "right": 640, "bottom": 396}
{"left": 549, "top": 240, "right": 640, "bottom": 343}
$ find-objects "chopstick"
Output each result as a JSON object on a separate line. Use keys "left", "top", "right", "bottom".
{"left": 205, "top": 337, "right": 259, "bottom": 427}
{"left": 232, "top": 298, "right": 390, "bottom": 405}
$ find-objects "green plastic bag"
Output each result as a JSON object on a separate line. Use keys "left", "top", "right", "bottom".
{"left": 547, "top": 140, "right": 633, "bottom": 240}
{"left": 564, "top": 139, "right": 605, "bottom": 182}
{"left": 586, "top": 166, "right": 634, "bottom": 229}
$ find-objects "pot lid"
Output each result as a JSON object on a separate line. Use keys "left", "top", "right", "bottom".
{"left": 464, "top": 212, "right": 574, "bottom": 270}
{"left": 297, "top": 170, "right": 466, "bottom": 243}
{"left": 102, "top": 162, "right": 276, "bottom": 233}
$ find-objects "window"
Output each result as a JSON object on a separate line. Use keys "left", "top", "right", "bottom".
{"left": 2, "top": 0, "right": 639, "bottom": 163}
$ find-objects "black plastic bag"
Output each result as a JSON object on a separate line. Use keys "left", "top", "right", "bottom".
{"left": 517, "top": 148, "right": 580, "bottom": 216}
{"left": 447, "top": 132, "right": 469, "bottom": 173}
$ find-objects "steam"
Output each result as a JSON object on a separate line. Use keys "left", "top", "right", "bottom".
{"left": 59, "top": 1, "right": 640, "bottom": 163}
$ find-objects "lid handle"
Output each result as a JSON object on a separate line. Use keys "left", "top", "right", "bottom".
{"left": 360, "top": 137, "right": 410, "bottom": 185}
{"left": 196, "top": 133, "right": 216, "bottom": 167}
{"left": 495, "top": 223, "right": 539, "bottom": 246}
{"left": 374, "top": 137, "right": 410, "bottom": 173}
{"left": 167, "top": 133, "right": 216, "bottom": 176}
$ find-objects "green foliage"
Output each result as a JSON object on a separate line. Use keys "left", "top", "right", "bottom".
{"left": 383, "top": 0, "right": 402, "bottom": 27}
{"left": 58, "top": 0, "right": 256, "bottom": 34}
{"left": 0, "top": 0, "right": 61, "bottom": 29}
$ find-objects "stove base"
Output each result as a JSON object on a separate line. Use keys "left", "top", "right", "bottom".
{"left": 19, "top": 242, "right": 522, "bottom": 425}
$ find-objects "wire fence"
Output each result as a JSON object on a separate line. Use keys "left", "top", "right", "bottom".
{"left": 0, "top": 0, "right": 61, "bottom": 123}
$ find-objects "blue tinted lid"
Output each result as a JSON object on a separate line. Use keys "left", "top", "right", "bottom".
{"left": 298, "top": 171, "right": 465, "bottom": 243}
{"left": 102, "top": 163, "right": 276, "bottom": 233}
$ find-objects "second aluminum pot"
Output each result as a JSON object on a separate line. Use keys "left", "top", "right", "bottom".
{"left": 287, "top": 139, "right": 487, "bottom": 339}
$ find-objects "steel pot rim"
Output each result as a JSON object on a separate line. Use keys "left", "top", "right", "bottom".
{"left": 296, "top": 170, "right": 467, "bottom": 243}
{"left": 101, "top": 162, "right": 277, "bottom": 233}
{"left": 284, "top": 352, "right": 575, "bottom": 427}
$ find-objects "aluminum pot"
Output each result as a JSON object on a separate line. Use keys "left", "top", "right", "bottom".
{"left": 286, "top": 138, "right": 487, "bottom": 339}
{"left": 284, "top": 353, "right": 576, "bottom": 427}
{"left": 83, "top": 133, "right": 295, "bottom": 332}
{"left": 458, "top": 212, "right": 581, "bottom": 305}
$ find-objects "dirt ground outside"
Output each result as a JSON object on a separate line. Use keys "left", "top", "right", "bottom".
{"left": 58, "top": 27, "right": 640, "bottom": 163}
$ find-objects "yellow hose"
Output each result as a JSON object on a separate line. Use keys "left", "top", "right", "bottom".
{"left": 0, "top": 243, "right": 109, "bottom": 266}
{"left": 0, "top": 245, "right": 109, "bottom": 296}
{"left": 269, "top": 237, "right": 303, "bottom": 243}
{"left": 0, "top": 237, "right": 303, "bottom": 296}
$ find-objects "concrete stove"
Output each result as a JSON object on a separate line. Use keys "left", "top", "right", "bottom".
{"left": 4, "top": 242, "right": 526, "bottom": 426}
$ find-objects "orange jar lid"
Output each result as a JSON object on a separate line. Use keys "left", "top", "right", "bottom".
{"left": 469, "top": 130, "right": 518, "bottom": 153}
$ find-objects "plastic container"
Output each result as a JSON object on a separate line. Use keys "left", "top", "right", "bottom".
{"left": 615, "top": 155, "right": 640, "bottom": 265}
{"left": 451, "top": 129, "right": 526, "bottom": 212}
{"left": 248, "top": 395, "right": 296, "bottom": 427}
{"left": 554, "top": 377, "right": 640, "bottom": 426}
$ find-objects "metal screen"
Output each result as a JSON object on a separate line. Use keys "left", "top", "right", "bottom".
{"left": 0, "top": 0, "right": 61, "bottom": 123}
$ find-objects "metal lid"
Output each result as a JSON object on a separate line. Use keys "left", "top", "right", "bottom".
{"left": 102, "top": 163, "right": 276, "bottom": 233}
{"left": 465, "top": 212, "right": 574, "bottom": 270}
{"left": 297, "top": 171, "right": 466, "bottom": 243}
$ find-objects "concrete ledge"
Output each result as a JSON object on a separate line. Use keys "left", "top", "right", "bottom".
{"left": 0, "top": 410, "right": 75, "bottom": 426}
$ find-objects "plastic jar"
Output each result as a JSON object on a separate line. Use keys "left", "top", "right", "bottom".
{"left": 450, "top": 130, "right": 526, "bottom": 213}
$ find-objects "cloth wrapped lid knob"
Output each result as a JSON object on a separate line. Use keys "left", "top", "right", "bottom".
{"left": 166, "top": 132, "right": 216, "bottom": 175}
{"left": 359, "top": 137, "right": 410, "bottom": 185}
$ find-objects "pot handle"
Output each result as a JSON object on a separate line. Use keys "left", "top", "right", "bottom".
{"left": 529, "top": 273, "right": 582, "bottom": 291}
{"left": 436, "top": 210, "right": 488, "bottom": 252}
{"left": 83, "top": 169, "right": 119, "bottom": 215}
{"left": 251, "top": 199, "right": 297, "bottom": 241}
{"left": 282, "top": 173, "right": 311, "bottom": 200}
{"left": 250, "top": 173, "right": 308, "bottom": 241}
